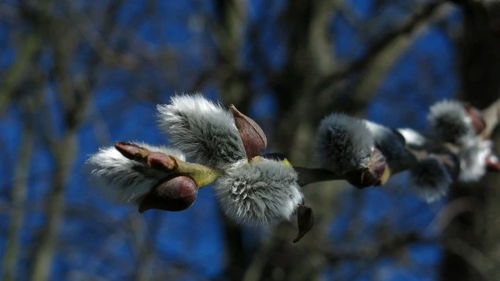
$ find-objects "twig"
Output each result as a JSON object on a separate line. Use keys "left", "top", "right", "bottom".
{"left": 315, "top": 1, "right": 451, "bottom": 94}
{"left": 114, "top": 142, "right": 221, "bottom": 188}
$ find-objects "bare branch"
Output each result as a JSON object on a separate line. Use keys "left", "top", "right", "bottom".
{"left": 325, "top": 232, "right": 429, "bottom": 262}
{"left": 1, "top": 99, "right": 35, "bottom": 281}
{"left": 315, "top": 1, "right": 452, "bottom": 95}
{"left": 0, "top": 34, "right": 41, "bottom": 113}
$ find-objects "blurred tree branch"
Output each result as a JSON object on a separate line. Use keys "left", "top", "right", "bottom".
{"left": 325, "top": 232, "right": 428, "bottom": 262}
{"left": 129, "top": 214, "right": 162, "bottom": 281}
{"left": 27, "top": 1, "right": 122, "bottom": 280}
{"left": 440, "top": 1, "right": 500, "bottom": 280}
{"left": 316, "top": 1, "right": 454, "bottom": 113}
{"left": 1, "top": 98, "right": 36, "bottom": 281}
{"left": 0, "top": 34, "right": 41, "bottom": 113}
{"left": 210, "top": 1, "right": 254, "bottom": 280}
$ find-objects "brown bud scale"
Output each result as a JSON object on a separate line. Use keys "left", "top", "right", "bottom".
{"left": 138, "top": 176, "right": 198, "bottom": 213}
{"left": 229, "top": 104, "right": 268, "bottom": 159}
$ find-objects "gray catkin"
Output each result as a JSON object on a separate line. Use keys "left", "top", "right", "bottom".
{"left": 87, "top": 143, "right": 185, "bottom": 203}
{"left": 214, "top": 158, "right": 303, "bottom": 225}
{"left": 316, "top": 113, "right": 374, "bottom": 174}
{"left": 409, "top": 156, "right": 451, "bottom": 203}
{"left": 458, "top": 139, "right": 491, "bottom": 182}
{"left": 428, "top": 100, "right": 474, "bottom": 145}
{"left": 157, "top": 94, "right": 246, "bottom": 169}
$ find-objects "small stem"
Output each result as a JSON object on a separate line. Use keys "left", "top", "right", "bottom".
{"left": 294, "top": 166, "right": 343, "bottom": 187}
{"left": 172, "top": 157, "right": 222, "bottom": 188}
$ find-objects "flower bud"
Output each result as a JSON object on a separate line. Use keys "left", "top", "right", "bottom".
{"left": 214, "top": 158, "right": 303, "bottom": 225}
{"left": 345, "top": 148, "right": 389, "bottom": 188}
{"left": 138, "top": 176, "right": 198, "bottom": 213}
{"left": 428, "top": 100, "right": 477, "bottom": 145}
{"left": 293, "top": 204, "right": 314, "bottom": 243}
{"left": 409, "top": 156, "right": 451, "bottom": 203}
{"left": 316, "top": 113, "right": 374, "bottom": 174}
{"left": 115, "top": 142, "right": 177, "bottom": 171}
{"left": 458, "top": 140, "right": 492, "bottom": 182}
{"left": 157, "top": 94, "right": 246, "bottom": 169}
{"left": 464, "top": 104, "right": 486, "bottom": 135}
{"left": 87, "top": 143, "right": 185, "bottom": 203}
{"left": 229, "top": 104, "right": 268, "bottom": 159}
{"left": 486, "top": 155, "right": 500, "bottom": 172}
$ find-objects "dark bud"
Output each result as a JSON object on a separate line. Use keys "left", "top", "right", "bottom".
{"left": 138, "top": 176, "right": 197, "bottom": 213}
{"left": 293, "top": 204, "right": 314, "bottom": 243}
{"left": 464, "top": 104, "right": 486, "bottom": 135}
{"left": 229, "top": 104, "right": 268, "bottom": 159}
{"left": 486, "top": 155, "right": 500, "bottom": 172}
{"left": 346, "top": 148, "right": 388, "bottom": 188}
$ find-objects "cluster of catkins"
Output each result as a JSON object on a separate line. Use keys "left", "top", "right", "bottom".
{"left": 88, "top": 95, "right": 498, "bottom": 242}
{"left": 316, "top": 100, "right": 498, "bottom": 203}
{"left": 87, "top": 95, "right": 311, "bottom": 241}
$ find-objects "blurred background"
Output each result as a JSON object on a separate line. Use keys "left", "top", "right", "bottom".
{"left": 1, "top": 0, "right": 500, "bottom": 280}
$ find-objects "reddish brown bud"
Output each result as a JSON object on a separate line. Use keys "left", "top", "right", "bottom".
{"left": 229, "top": 104, "right": 267, "bottom": 159}
{"left": 293, "top": 204, "right": 314, "bottom": 243}
{"left": 138, "top": 176, "right": 197, "bottom": 213}
{"left": 346, "top": 148, "right": 388, "bottom": 188}
{"left": 115, "top": 142, "right": 177, "bottom": 171}
{"left": 464, "top": 104, "right": 486, "bottom": 135}
{"left": 115, "top": 142, "right": 147, "bottom": 160}
{"left": 146, "top": 152, "right": 177, "bottom": 170}
{"left": 486, "top": 155, "right": 500, "bottom": 172}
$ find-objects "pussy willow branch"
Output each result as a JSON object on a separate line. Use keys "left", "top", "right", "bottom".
{"left": 115, "top": 99, "right": 500, "bottom": 189}
{"left": 296, "top": 98, "right": 500, "bottom": 188}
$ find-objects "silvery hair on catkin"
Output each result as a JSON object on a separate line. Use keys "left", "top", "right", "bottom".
{"left": 316, "top": 113, "right": 374, "bottom": 173}
{"left": 87, "top": 143, "right": 185, "bottom": 203}
{"left": 214, "top": 158, "right": 303, "bottom": 225}
{"left": 458, "top": 140, "right": 491, "bottom": 182}
{"left": 157, "top": 94, "right": 246, "bottom": 169}
{"left": 409, "top": 156, "right": 451, "bottom": 203}
{"left": 428, "top": 100, "right": 474, "bottom": 145}
{"left": 397, "top": 128, "right": 427, "bottom": 149}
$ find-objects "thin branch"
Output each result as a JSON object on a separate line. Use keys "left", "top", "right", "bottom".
{"left": 324, "top": 232, "right": 429, "bottom": 262}
{"left": 315, "top": 1, "right": 451, "bottom": 95}
{"left": 0, "top": 34, "right": 41, "bottom": 113}
{"left": 1, "top": 100, "right": 35, "bottom": 281}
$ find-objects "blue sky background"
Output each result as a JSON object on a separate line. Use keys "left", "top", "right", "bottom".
{"left": 0, "top": 1, "right": 464, "bottom": 280}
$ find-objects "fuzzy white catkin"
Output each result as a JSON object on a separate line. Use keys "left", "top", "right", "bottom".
{"left": 316, "top": 113, "right": 374, "bottom": 173}
{"left": 214, "top": 158, "right": 303, "bottom": 225}
{"left": 459, "top": 139, "right": 491, "bottom": 182}
{"left": 157, "top": 94, "right": 246, "bottom": 169}
{"left": 86, "top": 143, "right": 185, "bottom": 203}
{"left": 397, "top": 128, "right": 427, "bottom": 149}
{"left": 428, "top": 100, "right": 475, "bottom": 146}
{"left": 409, "top": 156, "right": 451, "bottom": 203}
